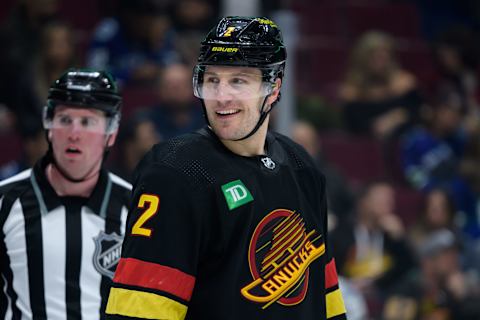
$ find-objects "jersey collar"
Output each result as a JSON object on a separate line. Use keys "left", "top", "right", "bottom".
{"left": 198, "top": 126, "right": 286, "bottom": 166}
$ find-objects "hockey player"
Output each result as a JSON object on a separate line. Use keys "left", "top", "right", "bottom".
{"left": 106, "top": 16, "right": 347, "bottom": 319}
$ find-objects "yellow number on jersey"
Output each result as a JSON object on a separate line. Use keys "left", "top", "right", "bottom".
{"left": 132, "top": 194, "right": 159, "bottom": 237}
{"left": 222, "top": 26, "right": 236, "bottom": 37}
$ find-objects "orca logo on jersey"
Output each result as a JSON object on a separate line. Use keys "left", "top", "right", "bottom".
{"left": 93, "top": 231, "right": 123, "bottom": 279}
{"left": 241, "top": 209, "right": 325, "bottom": 309}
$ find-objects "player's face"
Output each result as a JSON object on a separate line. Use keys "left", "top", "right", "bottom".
{"left": 49, "top": 106, "right": 115, "bottom": 180}
{"left": 202, "top": 66, "right": 271, "bottom": 141}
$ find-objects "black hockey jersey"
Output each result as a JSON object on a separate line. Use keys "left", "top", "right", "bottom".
{"left": 106, "top": 128, "right": 347, "bottom": 320}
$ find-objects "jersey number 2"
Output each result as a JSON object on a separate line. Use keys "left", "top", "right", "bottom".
{"left": 132, "top": 194, "right": 159, "bottom": 237}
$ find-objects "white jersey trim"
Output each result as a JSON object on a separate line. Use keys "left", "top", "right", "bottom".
{"left": 0, "top": 169, "right": 31, "bottom": 187}
{"left": 108, "top": 173, "right": 132, "bottom": 190}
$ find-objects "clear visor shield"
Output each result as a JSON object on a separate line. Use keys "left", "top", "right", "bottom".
{"left": 193, "top": 65, "right": 274, "bottom": 100}
{"left": 43, "top": 106, "right": 120, "bottom": 134}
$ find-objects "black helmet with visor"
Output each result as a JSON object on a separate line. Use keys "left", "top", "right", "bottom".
{"left": 193, "top": 16, "right": 287, "bottom": 140}
{"left": 44, "top": 69, "right": 122, "bottom": 134}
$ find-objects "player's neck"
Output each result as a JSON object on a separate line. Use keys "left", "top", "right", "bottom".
{"left": 221, "top": 124, "right": 268, "bottom": 157}
{"left": 45, "top": 164, "right": 99, "bottom": 198}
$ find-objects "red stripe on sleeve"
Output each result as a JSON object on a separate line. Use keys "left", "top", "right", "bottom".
{"left": 325, "top": 258, "right": 339, "bottom": 289}
{"left": 113, "top": 257, "right": 196, "bottom": 301}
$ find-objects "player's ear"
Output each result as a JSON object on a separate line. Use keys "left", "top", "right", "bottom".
{"left": 266, "top": 78, "right": 282, "bottom": 106}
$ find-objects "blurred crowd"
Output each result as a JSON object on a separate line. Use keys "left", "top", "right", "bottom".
{"left": 1, "top": 0, "right": 480, "bottom": 319}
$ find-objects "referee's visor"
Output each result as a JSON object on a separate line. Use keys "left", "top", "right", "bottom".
{"left": 43, "top": 106, "right": 120, "bottom": 134}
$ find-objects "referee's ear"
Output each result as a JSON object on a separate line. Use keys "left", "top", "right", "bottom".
{"left": 106, "top": 131, "right": 118, "bottom": 147}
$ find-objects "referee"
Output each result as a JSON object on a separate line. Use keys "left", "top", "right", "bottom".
{"left": 0, "top": 69, "right": 131, "bottom": 319}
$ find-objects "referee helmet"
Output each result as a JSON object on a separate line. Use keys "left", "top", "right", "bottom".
{"left": 43, "top": 69, "right": 122, "bottom": 134}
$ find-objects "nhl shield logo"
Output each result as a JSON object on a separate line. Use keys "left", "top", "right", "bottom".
{"left": 93, "top": 231, "right": 123, "bottom": 279}
{"left": 261, "top": 157, "right": 276, "bottom": 170}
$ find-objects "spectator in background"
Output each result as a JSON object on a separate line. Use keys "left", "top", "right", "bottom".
{"left": 172, "top": 0, "right": 218, "bottom": 32}
{"left": 147, "top": 63, "right": 204, "bottom": 140}
{"left": 460, "top": 124, "right": 480, "bottom": 198}
{"left": 172, "top": 0, "right": 219, "bottom": 66}
{"left": 408, "top": 187, "right": 480, "bottom": 283}
{"left": 432, "top": 26, "right": 480, "bottom": 133}
{"left": 0, "top": 124, "right": 48, "bottom": 180}
{"left": 0, "top": 103, "right": 15, "bottom": 134}
{"left": 1, "top": 19, "right": 77, "bottom": 136}
{"left": 292, "top": 120, "right": 354, "bottom": 223}
{"left": 32, "top": 20, "right": 77, "bottom": 107}
{"left": 109, "top": 112, "right": 160, "bottom": 182}
{"left": 0, "top": 0, "right": 59, "bottom": 133}
{"left": 87, "top": 0, "right": 179, "bottom": 86}
{"left": 339, "top": 31, "right": 423, "bottom": 140}
{"left": 401, "top": 90, "right": 479, "bottom": 238}
{"left": 409, "top": 188, "right": 460, "bottom": 248}
{"left": 0, "top": 0, "right": 59, "bottom": 72}
{"left": 382, "top": 229, "right": 480, "bottom": 320}
{"left": 332, "top": 180, "right": 416, "bottom": 317}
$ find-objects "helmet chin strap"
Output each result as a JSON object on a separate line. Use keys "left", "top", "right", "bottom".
{"left": 234, "top": 96, "right": 272, "bottom": 141}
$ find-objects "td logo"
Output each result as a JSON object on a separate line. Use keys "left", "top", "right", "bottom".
{"left": 221, "top": 180, "right": 254, "bottom": 210}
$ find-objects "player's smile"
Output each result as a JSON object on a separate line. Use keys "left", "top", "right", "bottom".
{"left": 216, "top": 109, "right": 241, "bottom": 116}
{"left": 214, "top": 106, "right": 242, "bottom": 121}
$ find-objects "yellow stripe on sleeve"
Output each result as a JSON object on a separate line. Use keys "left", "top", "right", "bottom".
{"left": 326, "top": 288, "right": 347, "bottom": 319}
{"left": 106, "top": 287, "right": 188, "bottom": 320}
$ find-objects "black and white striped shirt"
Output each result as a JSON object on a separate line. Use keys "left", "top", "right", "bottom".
{"left": 0, "top": 158, "right": 131, "bottom": 319}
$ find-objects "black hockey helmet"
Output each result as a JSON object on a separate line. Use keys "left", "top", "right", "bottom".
{"left": 194, "top": 16, "right": 286, "bottom": 85}
{"left": 44, "top": 68, "right": 122, "bottom": 134}
{"left": 193, "top": 16, "right": 287, "bottom": 141}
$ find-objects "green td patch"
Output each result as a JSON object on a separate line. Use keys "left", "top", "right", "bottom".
{"left": 221, "top": 180, "right": 253, "bottom": 210}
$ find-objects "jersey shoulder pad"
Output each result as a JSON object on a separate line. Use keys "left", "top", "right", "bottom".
{"left": 136, "top": 133, "right": 222, "bottom": 191}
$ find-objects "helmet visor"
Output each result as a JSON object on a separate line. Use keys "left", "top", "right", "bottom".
{"left": 193, "top": 65, "right": 274, "bottom": 100}
{"left": 43, "top": 106, "right": 120, "bottom": 134}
